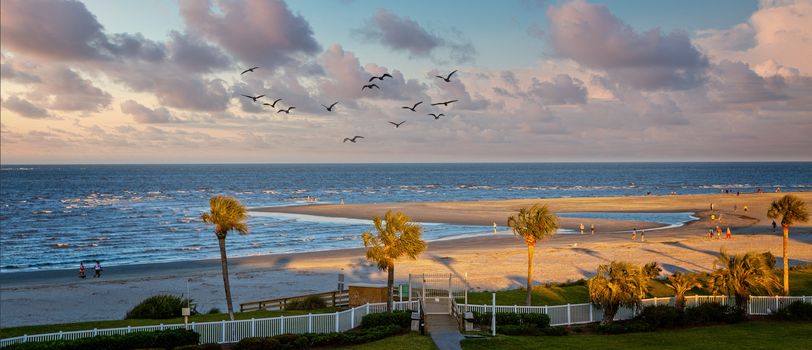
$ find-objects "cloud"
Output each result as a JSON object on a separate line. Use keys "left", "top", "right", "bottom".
{"left": 2, "top": 95, "right": 52, "bottom": 119}
{"left": 37, "top": 67, "right": 112, "bottom": 112}
{"left": 179, "top": 0, "right": 320, "bottom": 68}
{"left": 358, "top": 9, "right": 475, "bottom": 63}
{"left": 547, "top": 0, "right": 708, "bottom": 90}
{"left": 0, "top": 57, "right": 41, "bottom": 83}
{"left": 528, "top": 74, "right": 588, "bottom": 105}
{"left": 0, "top": 0, "right": 165, "bottom": 62}
{"left": 709, "top": 60, "right": 786, "bottom": 104}
{"left": 695, "top": 23, "right": 757, "bottom": 51}
{"left": 120, "top": 100, "right": 178, "bottom": 124}
{"left": 167, "top": 31, "right": 232, "bottom": 73}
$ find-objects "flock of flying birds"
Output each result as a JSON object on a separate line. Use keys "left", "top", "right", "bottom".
{"left": 239, "top": 67, "right": 459, "bottom": 143}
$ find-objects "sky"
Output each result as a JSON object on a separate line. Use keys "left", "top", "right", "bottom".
{"left": 1, "top": 0, "right": 810, "bottom": 164}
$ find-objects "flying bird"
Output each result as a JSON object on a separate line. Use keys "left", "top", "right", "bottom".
{"left": 431, "top": 100, "right": 458, "bottom": 107}
{"left": 435, "top": 70, "right": 458, "bottom": 82}
{"left": 362, "top": 84, "right": 380, "bottom": 90}
{"left": 241, "top": 66, "right": 260, "bottom": 75}
{"left": 401, "top": 101, "right": 423, "bottom": 112}
{"left": 369, "top": 73, "right": 393, "bottom": 82}
{"left": 263, "top": 98, "right": 283, "bottom": 108}
{"left": 277, "top": 106, "right": 296, "bottom": 114}
{"left": 242, "top": 94, "right": 265, "bottom": 102}
{"left": 389, "top": 121, "right": 406, "bottom": 128}
{"left": 428, "top": 113, "right": 445, "bottom": 120}
{"left": 343, "top": 136, "right": 364, "bottom": 143}
{"left": 322, "top": 102, "right": 339, "bottom": 111}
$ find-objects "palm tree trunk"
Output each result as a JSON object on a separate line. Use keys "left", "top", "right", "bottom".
{"left": 218, "top": 237, "right": 235, "bottom": 321}
{"left": 526, "top": 244, "right": 534, "bottom": 306}
{"left": 783, "top": 224, "right": 789, "bottom": 295}
{"left": 386, "top": 261, "right": 394, "bottom": 312}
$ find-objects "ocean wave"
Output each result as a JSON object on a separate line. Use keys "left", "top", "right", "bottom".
{"left": 31, "top": 210, "right": 54, "bottom": 214}
{"left": 1, "top": 167, "right": 33, "bottom": 171}
{"left": 49, "top": 243, "right": 71, "bottom": 248}
{"left": 176, "top": 247, "right": 202, "bottom": 251}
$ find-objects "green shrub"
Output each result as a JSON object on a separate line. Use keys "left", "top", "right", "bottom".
{"left": 272, "top": 334, "right": 309, "bottom": 350}
{"left": 126, "top": 295, "right": 193, "bottom": 319}
{"left": 174, "top": 344, "right": 221, "bottom": 350}
{"left": 598, "top": 320, "right": 651, "bottom": 334}
{"left": 471, "top": 312, "right": 550, "bottom": 328}
{"left": 234, "top": 337, "right": 280, "bottom": 350}
{"left": 636, "top": 305, "right": 684, "bottom": 330}
{"left": 304, "top": 325, "right": 403, "bottom": 347}
{"left": 359, "top": 310, "right": 412, "bottom": 329}
{"left": 684, "top": 303, "right": 745, "bottom": 325}
{"left": 542, "top": 326, "right": 569, "bottom": 336}
{"left": 285, "top": 296, "right": 326, "bottom": 311}
{"left": 4, "top": 329, "right": 199, "bottom": 350}
{"left": 497, "top": 324, "right": 543, "bottom": 336}
{"left": 772, "top": 301, "right": 812, "bottom": 321}
{"left": 207, "top": 308, "right": 221, "bottom": 315}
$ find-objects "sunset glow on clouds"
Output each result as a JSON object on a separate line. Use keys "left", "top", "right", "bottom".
{"left": 1, "top": 0, "right": 810, "bottom": 163}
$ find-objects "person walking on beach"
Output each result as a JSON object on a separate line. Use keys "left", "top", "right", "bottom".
{"left": 716, "top": 226, "right": 722, "bottom": 240}
{"left": 632, "top": 228, "right": 637, "bottom": 240}
{"left": 493, "top": 222, "right": 497, "bottom": 234}
{"left": 725, "top": 227, "right": 732, "bottom": 239}
{"left": 708, "top": 228, "right": 714, "bottom": 239}
{"left": 772, "top": 220, "right": 777, "bottom": 233}
{"left": 640, "top": 230, "right": 645, "bottom": 242}
{"left": 93, "top": 260, "right": 102, "bottom": 278}
{"left": 580, "top": 223, "right": 585, "bottom": 235}
{"left": 743, "top": 205, "right": 748, "bottom": 212}
{"left": 591, "top": 224, "right": 595, "bottom": 235}
{"left": 79, "top": 262, "right": 86, "bottom": 279}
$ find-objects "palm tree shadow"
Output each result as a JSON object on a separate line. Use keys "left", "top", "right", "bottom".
{"left": 641, "top": 247, "right": 708, "bottom": 271}
{"left": 661, "top": 241, "right": 718, "bottom": 257}
{"left": 428, "top": 254, "right": 469, "bottom": 285}
{"left": 571, "top": 248, "right": 610, "bottom": 263}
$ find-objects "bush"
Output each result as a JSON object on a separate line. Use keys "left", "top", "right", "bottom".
{"left": 5, "top": 329, "right": 199, "bottom": 350}
{"left": 598, "top": 320, "right": 651, "bottom": 334}
{"left": 773, "top": 301, "right": 812, "bottom": 321}
{"left": 636, "top": 305, "right": 683, "bottom": 330}
{"left": 471, "top": 312, "right": 550, "bottom": 329}
{"left": 542, "top": 326, "right": 569, "bottom": 336}
{"left": 126, "top": 295, "right": 193, "bottom": 319}
{"left": 233, "top": 337, "right": 280, "bottom": 350}
{"left": 207, "top": 308, "right": 221, "bottom": 315}
{"left": 359, "top": 310, "right": 412, "bottom": 329}
{"left": 684, "top": 303, "right": 745, "bottom": 325}
{"left": 497, "top": 324, "right": 543, "bottom": 336}
{"left": 174, "top": 344, "right": 221, "bottom": 350}
{"left": 304, "top": 325, "right": 403, "bottom": 347}
{"left": 285, "top": 296, "right": 327, "bottom": 311}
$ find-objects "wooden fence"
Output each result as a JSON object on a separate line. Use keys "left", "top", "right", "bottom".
{"left": 239, "top": 291, "right": 349, "bottom": 312}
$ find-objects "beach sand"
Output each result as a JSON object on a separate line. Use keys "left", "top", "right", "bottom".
{"left": 2, "top": 192, "right": 811, "bottom": 328}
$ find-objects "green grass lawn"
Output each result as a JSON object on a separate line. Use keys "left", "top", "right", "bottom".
{"left": 0, "top": 308, "right": 337, "bottom": 339}
{"left": 461, "top": 321, "right": 812, "bottom": 350}
{"left": 337, "top": 332, "right": 438, "bottom": 350}
{"left": 467, "top": 266, "right": 812, "bottom": 306}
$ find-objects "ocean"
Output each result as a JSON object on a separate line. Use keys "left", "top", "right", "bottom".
{"left": 1, "top": 163, "right": 810, "bottom": 272}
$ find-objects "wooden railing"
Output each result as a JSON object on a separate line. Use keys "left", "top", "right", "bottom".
{"left": 240, "top": 291, "right": 350, "bottom": 312}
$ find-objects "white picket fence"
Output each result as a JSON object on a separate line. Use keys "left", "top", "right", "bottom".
{"left": 0, "top": 301, "right": 419, "bottom": 347}
{"left": 457, "top": 295, "right": 812, "bottom": 327}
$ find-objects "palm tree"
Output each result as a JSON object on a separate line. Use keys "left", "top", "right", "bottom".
{"left": 710, "top": 250, "right": 780, "bottom": 311}
{"left": 643, "top": 261, "right": 662, "bottom": 279}
{"left": 767, "top": 194, "right": 809, "bottom": 295}
{"left": 588, "top": 261, "right": 650, "bottom": 325}
{"left": 362, "top": 210, "right": 427, "bottom": 312}
{"left": 201, "top": 196, "right": 249, "bottom": 321}
{"left": 506, "top": 204, "right": 559, "bottom": 305}
{"left": 667, "top": 271, "right": 702, "bottom": 311}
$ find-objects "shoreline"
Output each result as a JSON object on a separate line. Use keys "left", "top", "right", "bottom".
{"left": 2, "top": 192, "right": 811, "bottom": 328}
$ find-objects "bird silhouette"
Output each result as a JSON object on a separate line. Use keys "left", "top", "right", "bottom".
{"left": 262, "top": 98, "right": 283, "bottom": 108}
{"left": 322, "top": 102, "right": 339, "bottom": 111}
{"left": 343, "top": 136, "right": 364, "bottom": 143}
{"left": 401, "top": 101, "right": 423, "bottom": 112}
{"left": 277, "top": 106, "right": 296, "bottom": 114}
{"left": 242, "top": 94, "right": 265, "bottom": 102}
{"left": 428, "top": 113, "right": 445, "bottom": 120}
{"left": 389, "top": 121, "right": 406, "bottom": 128}
{"left": 368, "top": 73, "right": 393, "bottom": 82}
{"left": 431, "top": 100, "right": 458, "bottom": 107}
{"left": 361, "top": 84, "right": 380, "bottom": 90}
{"left": 241, "top": 66, "right": 260, "bottom": 75}
{"left": 435, "top": 70, "right": 457, "bottom": 82}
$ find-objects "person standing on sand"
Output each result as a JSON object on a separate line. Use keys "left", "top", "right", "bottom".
{"left": 743, "top": 205, "right": 748, "bottom": 212}
{"left": 79, "top": 262, "right": 86, "bottom": 279}
{"left": 640, "top": 230, "right": 645, "bottom": 242}
{"left": 94, "top": 260, "right": 102, "bottom": 278}
{"left": 632, "top": 228, "right": 637, "bottom": 240}
{"left": 726, "top": 227, "right": 732, "bottom": 239}
{"left": 708, "top": 228, "right": 714, "bottom": 239}
{"left": 591, "top": 224, "right": 595, "bottom": 235}
{"left": 716, "top": 226, "right": 722, "bottom": 240}
{"left": 772, "top": 220, "right": 777, "bottom": 233}
{"left": 493, "top": 222, "right": 497, "bottom": 234}
{"left": 580, "top": 223, "right": 585, "bottom": 235}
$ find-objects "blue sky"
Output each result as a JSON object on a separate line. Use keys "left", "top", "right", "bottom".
{"left": 1, "top": 0, "right": 810, "bottom": 163}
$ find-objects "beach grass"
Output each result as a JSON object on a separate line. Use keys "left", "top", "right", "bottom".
{"left": 460, "top": 320, "right": 812, "bottom": 350}
{"left": 0, "top": 308, "right": 337, "bottom": 339}
{"left": 466, "top": 266, "right": 812, "bottom": 306}
{"left": 337, "top": 332, "right": 438, "bottom": 350}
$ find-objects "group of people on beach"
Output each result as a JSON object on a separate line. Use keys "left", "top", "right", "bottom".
{"left": 78, "top": 261, "right": 102, "bottom": 279}
{"left": 708, "top": 226, "right": 732, "bottom": 240}
{"left": 578, "top": 223, "right": 595, "bottom": 235}
{"left": 631, "top": 228, "right": 646, "bottom": 241}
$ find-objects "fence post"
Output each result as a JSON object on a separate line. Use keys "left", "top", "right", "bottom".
{"left": 748, "top": 298, "right": 752, "bottom": 315}
{"left": 280, "top": 315, "right": 285, "bottom": 334}
{"left": 127, "top": 326, "right": 131, "bottom": 334}
{"left": 23, "top": 334, "right": 27, "bottom": 343}
{"left": 589, "top": 304, "right": 593, "bottom": 322}
{"left": 308, "top": 314, "right": 313, "bottom": 333}
{"left": 335, "top": 312, "right": 340, "bottom": 332}
{"left": 775, "top": 295, "right": 779, "bottom": 312}
{"left": 160, "top": 323, "right": 164, "bottom": 331}
{"left": 93, "top": 328, "right": 98, "bottom": 337}
{"left": 514, "top": 305, "right": 517, "bottom": 313}
{"left": 654, "top": 297, "right": 658, "bottom": 306}
{"left": 221, "top": 320, "right": 225, "bottom": 344}
{"left": 491, "top": 293, "right": 496, "bottom": 337}
{"left": 566, "top": 304, "right": 571, "bottom": 325}
{"left": 543, "top": 305, "right": 548, "bottom": 314}
{"left": 351, "top": 307, "right": 356, "bottom": 328}
{"left": 59, "top": 331, "right": 63, "bottom": 340}
{"left": 251, "top": 318, "right": 256, "bottom": 337}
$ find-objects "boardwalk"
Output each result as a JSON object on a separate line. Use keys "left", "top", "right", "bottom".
{"left": 424, "top": 299, "right": 463, "bottom": 350}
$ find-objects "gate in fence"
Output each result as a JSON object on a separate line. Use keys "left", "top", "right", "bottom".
{"left": 409, "top": 273, "right": 468, "bottom": 315}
